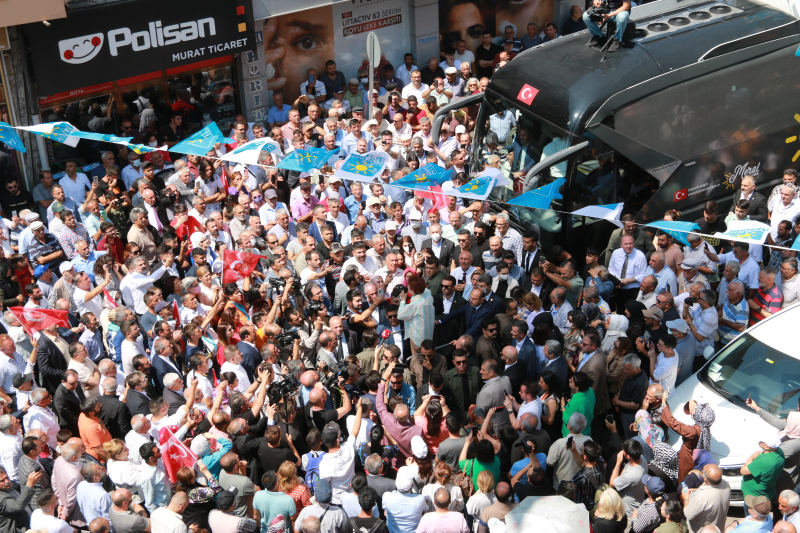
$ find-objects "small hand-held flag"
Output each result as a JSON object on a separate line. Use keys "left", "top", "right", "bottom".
{"left": 158, "top": 426, "right": 198, "bottom": 483}
{"left": 222, "top": 249, "right": 262, "bottom": 285}
{"left": 9, "top": 307, "right": 70, "bottom": 336}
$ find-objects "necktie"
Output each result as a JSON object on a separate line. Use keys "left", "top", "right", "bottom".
{"left": 462, "top": 272, "right": 468, "bottom": 284}
{"left": 620, "top": 254, "right": 629, "bottom": 280}
{"left": 337, "top": 341, "right": 344, "bottom": 362}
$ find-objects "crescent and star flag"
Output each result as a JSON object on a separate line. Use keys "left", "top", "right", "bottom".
{"left": 221, "top": 138, "right": 281, "bottom": 166}
{"left": 714, "top": 220, "right": 771, "bottom": 245}
{"left": 334, "top": 151, "right": 390, "bottom": 183}
{"left": 222, "top": 249, "right": 262, "bottom": 284}
{"left": 645, "top": 221, "right": 700, "bottom": 246}
{"left": 170, "top": 123, "right": 234, "bottom": 157}
{"left": 506, "top": 177, "right": 566, "bottom": 209}
{"left": 0, "top": 123, "right": 26, "bottom": 153}
{"left": 158, "top": 426, "right": 198, "bottom": 483}
{"left": 276, "top": 147, "right": 335, "bottom": 172}
{"left": 103, "top": 288, "right": 118, "bottom": 308}
{"left": 9, "top": 307, "right": 70, "bottom": 336}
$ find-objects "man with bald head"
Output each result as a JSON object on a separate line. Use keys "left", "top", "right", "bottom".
{"left": 308, "top": 380, "right": 353, "bottom": 432}
{"left": 500, "top": 346, "right": 525, "bottom": 391}
{"left": 682, "top": 462, "right": 730, "bottom": 532}
{"left": 775, "top": 522, "right": 798, "bottom": 533}
{"left": 478, "top": 482, "right": 517, "bottom": 533}
{"left": 151, "top": 492, "right": 189, "bottom": 532}
{"left": 52, "top": 441, "right": 85, "bottom": 526}
{"left": 636, "top": 275, "right": 659, "bottom": 308}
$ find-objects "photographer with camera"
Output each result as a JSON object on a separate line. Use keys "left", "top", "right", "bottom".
{"left": 307, "top": 375, "right": 353, "bottom": 432}
{"left": 583, "top": 0, "right": 631, "bottom": 52}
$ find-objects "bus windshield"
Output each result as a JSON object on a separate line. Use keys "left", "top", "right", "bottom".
{"left": 698, "top": 333, "right": 800, "bottom": 418}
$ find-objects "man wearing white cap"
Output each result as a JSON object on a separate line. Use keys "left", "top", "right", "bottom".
{"left": 382, "top": 465, "right": 433, "bottom": 532}
{"left": 401, "top": 210, "right": 429, "bottom": 251}
{"left": 444, "top": 67, "right": 466, "bottom": 99}
{"left": 365, "top": 197, "right": 388, "bottom": 234}
{"left": 17, "top": 211, "right": 40, "bottom": 258}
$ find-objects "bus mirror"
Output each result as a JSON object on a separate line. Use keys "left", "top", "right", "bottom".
{"left": 430, "top": 93, "right": 482, "bottom": 144}
{"left": 522, "top": 141, "right": 588, "bottom": 192}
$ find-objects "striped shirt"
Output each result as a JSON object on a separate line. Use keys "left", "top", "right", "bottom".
{"left": 691, "top": 305, "right": 718, "bottom": 357}
{"left": 719, "top": 297, "right": 748, "bottom": 343}
{"left": 749, "top": 285, "right": 783, "bottom": 325}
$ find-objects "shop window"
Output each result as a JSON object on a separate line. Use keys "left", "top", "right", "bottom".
{"left": 167, "top": 66, "right": 237, "bottom": 134}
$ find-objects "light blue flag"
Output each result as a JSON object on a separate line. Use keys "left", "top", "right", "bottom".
{"left": 572, "top": 202, "right": 624, "bottom": 227}
{"left": 221, "top": 138, "right": 281, "bottom": 166}
{"left": 646, "top": 220, "right": 700, "bottom": 246}
{"left": 277, "top": 147, "right": 333, "bottom": 172}
{"left": 0, "top": 123, "right": 26, "bottom": 153}
{"left": 392, "top": 163, "right": 448, "bottom": 190}
{"left": 333, "top": 152, "right": 390, "bottom": 183}
{"left": 507, "top": 177, "right": 566, "bottom": 209}
{"left": 713, "top": 220, "right": 771, "bottom": 245}
{"left": 454, "top": 175, "right": 496, "bottom": 200}
{"left": 170, "top": 123, "right": 232, "bottom": 156}
{"left": 18, "top": 122, "right": 80, "bottom": 147}
{"left": 129, "top": 143, "right": 166, "bottom": 154}
{"left": 50, "top": 122, "right": 132, "bottom": 144}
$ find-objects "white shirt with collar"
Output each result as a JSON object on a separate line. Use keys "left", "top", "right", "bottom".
{"left": 220, "top": 362, "right": 251, "bottom": 394}
{"left": 608, "top": 248, "right": 648, "bottom": 289}
{"left": 24, "top": 404, "right": 60, "bottom": 450}
{"left": 0, "top": 431, "right": 21, "bottom": 481}
{"left": 441, "top": 292, "right": 456, "bottom": 314}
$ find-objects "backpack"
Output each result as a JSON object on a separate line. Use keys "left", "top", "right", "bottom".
{"left": 304, "top": 451, "right": 326, "bottom": 495}
{"left": 348, "top": 517, "right": 386, "bottom": 533}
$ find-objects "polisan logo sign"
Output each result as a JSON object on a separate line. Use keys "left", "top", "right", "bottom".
{"left": 57, "top": 17, "right": 217, "bottom": 65}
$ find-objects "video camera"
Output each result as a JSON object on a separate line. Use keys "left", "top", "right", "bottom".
{"left": 269, "top": 276, "right": 301, "bottom": 295}
{"left": 306, "top": 301, "right": 325, "bottom": 316}
{"left": 318, "top": 360, "right": 350, "bottom": 390}
{"left": 587, "top": 0, "right": 610, "bottom": 22}
{"left": 267, "top": 375, "right": 301, "bottom": 405}
{"left": 274, "top": 327, "right": 300, "bottom": 351}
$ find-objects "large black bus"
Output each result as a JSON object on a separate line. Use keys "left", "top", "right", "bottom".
{"left": 433, "top": 0, "right": 800, "bottom": 250}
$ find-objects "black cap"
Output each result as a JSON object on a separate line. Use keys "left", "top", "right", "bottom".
{"left": 12, "top": 373, "right": 33, "bottom": 389}
{"left": 217, "top": 487, "right": 238, "bottom": 510}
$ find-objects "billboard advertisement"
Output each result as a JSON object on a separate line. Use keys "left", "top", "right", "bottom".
{"left": 263, "top": 0, "right": 409, "bottom": 105}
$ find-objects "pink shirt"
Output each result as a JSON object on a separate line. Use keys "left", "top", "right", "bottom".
{"left": 417, "top": 511, "right": 470, "bottom": 533}
{"left": 291, "top": 196, "right": 319, "bottom": 220}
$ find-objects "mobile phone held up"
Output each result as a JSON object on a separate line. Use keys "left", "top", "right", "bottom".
{"left": 566, "top": 436, "right": 573, "bottom": 449}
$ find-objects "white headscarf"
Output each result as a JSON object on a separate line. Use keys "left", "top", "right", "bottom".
{"left": 601, "top": 314, "right": 629, "bottom": 352}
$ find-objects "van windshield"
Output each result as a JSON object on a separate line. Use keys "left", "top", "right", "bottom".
{"left": 699, "top": 333, "right": 800, "bottom": 418}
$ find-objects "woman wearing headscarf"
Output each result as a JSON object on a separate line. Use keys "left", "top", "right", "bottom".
{"left": 625, "top": 301, "right": 647, "bottom": 333}
{"left": 606, "top": 337, "right": 634, "bottom": 399}
{"left": 532, "top": 311, "right": 565, "bottom": 346}
{"left": 746, "top": 397, "right": 800, "bottom": 482}
{"left": 602, "top": 315, "right": 629, "bottom": 353}
{"left": 660, "top": 399, "right": 714, "bottom": 483}
{"left": 582, "top": 303, "right": 606, "bottom": 340}
{"left": 635, "top": 410, "right": 680, "bottom": 491}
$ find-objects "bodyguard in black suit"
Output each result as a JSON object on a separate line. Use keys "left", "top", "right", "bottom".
{"left": 433, "top": 277, "right": 467, "bottom": 348}
{"left": 53, "top": 371, "right": 86, "bottom": 436}
{"left": 731, "top": 180, "right": 768, "bottom": 223}
{"left": 438, "top": 288, "right": 496, "bottom": 340}
{"left": 522, "top": 266, "right": 557, "bottom": 309}
{"left": 36, "top": 331, "right": 69, "bottom": 395}
{"left": 500, "top": 347, "right": 527, "bottom": 393}
{"left": 520, "top": 229, "right": 546, "bottom": 279}
{"left": 163, "top": 386, "right": 187, "bottom": 416}
{"left": 421, "top": 234, "right": 456, "bottom": 273}
{"left": 151, "top": 340, "right": 185, "bottom": 395}
{"left": 125, "top": 388, "right": 151, "bottom": 417}
{"left": 97, "top": 385, "right": 132, "bottom": 439}
{"left": 238, "top": 326, "right": 261, "bottom": 381}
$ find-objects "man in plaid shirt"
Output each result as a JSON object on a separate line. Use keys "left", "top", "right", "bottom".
{"left": 748, "top": 267, "right": 783, "bottom": 326}
{"left": 55, "top": 210, "right": 92, "bottom": 260}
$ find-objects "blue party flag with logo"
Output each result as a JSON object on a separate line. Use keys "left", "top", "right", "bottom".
{"left": 334, "top": 151, "right": 390, "bottom": 183}
{"left": 507, "top": 177, "right": 566, "bottom": 209}
{"left": 129, "top": 143, "right": 167, "bottom": 154}
{"left": 392, "top": 163, "right": 448, "bottom": 190}
{"left": 714, "top": 220, "right": 771, "bottom": 245}
{"left": 48, "top": 122, "right": 133, "bottom": 145}
{"left": 646, "top": 220, "right": 700, "bottom": 246}
{"left": 454, "top": 175, "right": 496, "bottom": 200}
{"left": 0, "top": 123, "right": 26, "bottom": 153}
{"left": 18, "top": 122, "right": 80, "bottom": 147}
{"left": 222, "top": 138, "right": 282, "bottom": 166}
{"left": 170, "top": 123, "right": 233, "bottom": 157}
{"left": 276, "top": 147, "right": 334, "bottom": 172}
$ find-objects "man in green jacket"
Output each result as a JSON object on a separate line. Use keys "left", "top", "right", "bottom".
{"left": 444, "top": 349, "right": 482, "bottom": 423}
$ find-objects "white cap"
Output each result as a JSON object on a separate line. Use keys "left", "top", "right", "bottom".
{"left": 385, "top": 221, "right": 398, "bottom": 231}
{"left": 409, "top": 209, "right": 423, "bottom": 221}
{"left": 455, "top": 125, "right": 467, "bottom": 135}
{"left": 59, "top": 262, "right": 74, "bottom": 274}
{"left": 445, "top": 67, "right": 458, "bottom": 75}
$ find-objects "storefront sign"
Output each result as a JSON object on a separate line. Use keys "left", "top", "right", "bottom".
{"left": 238, "top": 21, "right": 270, "bottom": 124}
{"left": 27, "top": 0, "right": 255, "bottom": 95}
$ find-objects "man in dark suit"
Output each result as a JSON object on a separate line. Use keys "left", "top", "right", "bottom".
{"left": 730, "top": 174, "right": 768, "bottom": 223}
{"left": 162, "top": 373, "right": 187, "bottom": 416}
{"left": 364, "top": 453, "right": 396, "bottom": 517}
{"left": 132, "top": 355, "right": 158, "bottom": 398}
{"left": 151, "top": 338, "right": 184, "bottom": 395}
{"left": 124, "top": 371, "right": 152, "bottom": 417}
{"left": 421, "top": 226, "right": 456, "bottom": 274}
{"left": 438, "top": 288, "right": 496, "bottom": 340}
{"left": 574, "top": 330, "right": 610, "bottom": 417}
{"left": 522, "top": 266, "right": 556, "bottom": 309}
{"left": 542, "top": 339, "right": 569, "bottom": 394}
{"left": 500, "top": 346, "right": 526, "bottom": 392}
{"left": 237, "top": 326, "right": 261, "bottom": 381}
{"left": 97, "top": 377, "right": 132, "bottom": 439}
{"left": 511, "top": 320, "right": 539, "bottom": 379}
{"left": 308, "top": 206, "right": 339, "bottom": 243}
{"left": 53, "top": 370, "right": 86, "bottom": 436}
{"left": 35, "top": 326, "right": 70, "bottom": 395}
{"left": 433, "top": 276, "right": 466, "bottom": 349}
{"left": 474, "top": 273, "right": 501, "bottom": 315}
{"left": 141, "top": 187, "right": 173, "bottom": 230}
{"left": 520, "top": 229, "right": 545, "bottom": 280}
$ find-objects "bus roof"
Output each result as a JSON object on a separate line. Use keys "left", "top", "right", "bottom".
{"left": 487, "top": 0, "right": 796, "bottom": 134}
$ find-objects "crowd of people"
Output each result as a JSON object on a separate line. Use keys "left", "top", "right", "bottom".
{"left": 3, "top": 24, "right": 800, "bottom": 533}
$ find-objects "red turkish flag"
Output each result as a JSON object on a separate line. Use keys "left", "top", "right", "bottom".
{"left": 158, "top": 426, "right": 198, "bottom": 483}
{"left": 222, "top": 249, "right": 261, "bottom": 285}
{"left": 9, "top": 307, "right": 70, "bottom": 336}
{"left": 103, "top": 288, "right": 118, "bottom": 309}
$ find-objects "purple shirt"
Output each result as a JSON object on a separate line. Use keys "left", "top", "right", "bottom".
{"left": 291, "top": 196, "right": 319, "bottom": 220}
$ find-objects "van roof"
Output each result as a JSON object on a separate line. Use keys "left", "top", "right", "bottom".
{"left": 745, "top": 302, "right": 800, "bottom": 356}
{"left": 487, "top": 0, "right": 797, "bottom": 134}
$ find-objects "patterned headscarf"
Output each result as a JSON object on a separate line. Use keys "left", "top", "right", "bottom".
{"left": 635, "top": 409, "right": 664, "bottom": 448}
{"left": 692, "top": 403, "right": 715, "bottom": 451}
{"left": 653, "top": 441, "right": 680, "bottom": 483}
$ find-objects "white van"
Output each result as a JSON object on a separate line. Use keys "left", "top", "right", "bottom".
{"left": 667, "top": 304, "right": 800, "bottom": 507}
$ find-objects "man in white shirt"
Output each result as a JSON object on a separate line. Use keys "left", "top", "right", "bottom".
{"left": 646, "top": 335, "right": 679, "bottom": 395}
{"left": 769, "top": 184, "right": 800, "bottom": 240}
{"left": 608, "top": 235, "right": 648, "bottom": 313}
{"left": 395, "top": 53, "right": 418, "bottom": 88}
{"left": 188, "top": 197, "right": 209, "bottom": 226}
{"left": 119, "top": 255, "right": 168, "bottom": 316}
{"left": 67, "top": 343, "right": 101, "bottom": 398}
{"left": 645, "top": 251, "right": 678, "bottom": 296}
{"left": 72, "top": 270, "right": 108, "bottom": 318}
{"left": 454, "top": 40, "right": 475, "bottom": 71}
{"left": 0, "top": 414, "right": 21, "bottom": 482}
{"left": 121, "top": 153, "right": 144, "bottom": 190}
{"left": 401, "top": 71, "right": 429, "bottom": 105}
{"left": 342, "top": 242, "right": 379, "bottom": 277}
{"left": 59, "top": 161, "right": 92, "bottom": 207}
{"left": 24, "top": 388, "right": 60, "bottom": 450}
{"left": 374, "top": 252, "right": 405, "bottom": 293}
{"left": 319, "top": 402, "right": 364, "bottom": 504}
{"left": 706, "top": 241, "right": 759, "bottom": 296}
{"left": 220, "top": 345, "right": 251, "bottom": 394}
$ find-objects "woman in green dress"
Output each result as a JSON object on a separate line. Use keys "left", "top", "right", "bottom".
{"left": 561, "top": 371, "right": 596, "bottom": 437}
